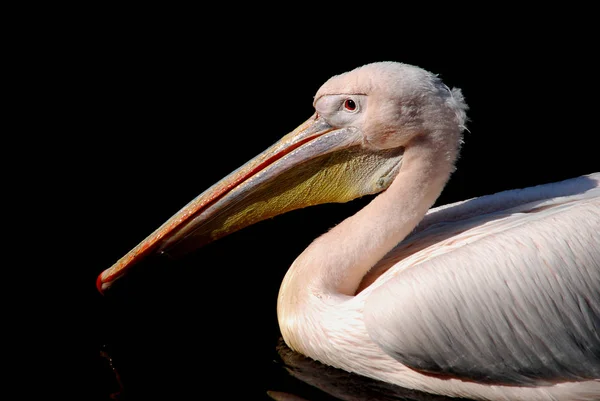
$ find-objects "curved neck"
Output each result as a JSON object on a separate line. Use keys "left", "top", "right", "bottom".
{"left": 279, "top": 133, "right": 459, "bottom": 301}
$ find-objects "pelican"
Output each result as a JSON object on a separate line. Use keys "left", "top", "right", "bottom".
{"left": 97, "top": 62, "right": 600, "bottom": 400}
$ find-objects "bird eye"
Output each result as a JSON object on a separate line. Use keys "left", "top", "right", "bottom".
{"left": 344, "top": 98, "right": 357, "bottom": 111}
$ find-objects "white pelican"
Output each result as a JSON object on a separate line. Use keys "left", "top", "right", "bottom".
{"left": 97, "top": 62, "right": 600, "bottom": 401}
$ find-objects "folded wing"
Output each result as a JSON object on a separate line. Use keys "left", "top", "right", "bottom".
{"left": 364, "top": 189, "right": 600, "bottom": 385}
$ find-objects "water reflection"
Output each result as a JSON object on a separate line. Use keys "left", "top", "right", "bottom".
{"left": 272, "top": 339, "right": 470, "bottom": 401}
{"left": 97, "top": 335, "right": 471, "bottom": 401}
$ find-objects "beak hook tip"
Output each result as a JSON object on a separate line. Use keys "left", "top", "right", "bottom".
{"left": 96, "top": 273, "right": 108, "bottom": 295}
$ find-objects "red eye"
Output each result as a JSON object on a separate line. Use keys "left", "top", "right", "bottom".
{"left": 344, "top": 99, "right": 356, "bottom": 111}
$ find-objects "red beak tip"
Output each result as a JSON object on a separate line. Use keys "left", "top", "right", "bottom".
{"left": 96, "top": 273, "right": 106, "bottom": 295}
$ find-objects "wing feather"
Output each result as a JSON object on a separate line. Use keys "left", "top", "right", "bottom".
{"left": 364, "top": 194, "right": 600, "bottom": 385}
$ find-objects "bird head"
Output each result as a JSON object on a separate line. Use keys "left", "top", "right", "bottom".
{"left": 96, "top": 62, "right": 468, "bottom": 293}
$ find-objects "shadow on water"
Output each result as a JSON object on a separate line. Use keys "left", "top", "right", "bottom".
{"left": 270, "top": 339, "right": 471, "bottom": 401}
{"left": 97, "top": 334, "right": 470, "bottom": 401}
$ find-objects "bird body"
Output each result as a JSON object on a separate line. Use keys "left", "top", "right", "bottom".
{"left": 98, "top": 62, "right": 600, "bottom": 400}
{"left": 279, "top": 172, "right": 600, "bottom": 401}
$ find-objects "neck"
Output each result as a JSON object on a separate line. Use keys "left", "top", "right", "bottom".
{"left": 278, "top": 132, "right": 459, "bottom": 304}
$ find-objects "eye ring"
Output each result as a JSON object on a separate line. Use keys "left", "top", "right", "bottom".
{"left": 343, "top": 98, "right": 357, "bottom": 111}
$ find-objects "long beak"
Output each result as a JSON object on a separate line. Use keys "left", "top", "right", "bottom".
{"left": 97, "top": 114, "right": 403, "bottom": 293}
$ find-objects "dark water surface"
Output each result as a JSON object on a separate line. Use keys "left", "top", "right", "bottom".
{"left": 91, "top": 244, "right": 469, "bottom": 401}
{"left": 59, "top": 16, "right": 598, "bottom": 401}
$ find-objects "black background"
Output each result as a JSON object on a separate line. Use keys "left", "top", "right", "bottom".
{"left": 35, "top": 9, "right": 598, "bottom": 401}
